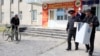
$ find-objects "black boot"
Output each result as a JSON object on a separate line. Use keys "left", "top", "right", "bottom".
{"left": 86, "top": 45, "right": 90, "bottom": 53}
{"left": 67, "top": 40, "right": 71, "bottom": 51}
{"left": 86, "top": 48, "right": 89, "bottom": 53}
{"left": 89, "top": 52, "right": 93, "bottom": 56}
{"left": 75, "top": 42, "right": 79, "bottom": 50}
{"left": 66, "top": 48, "right": 71, "bottom": 51}
{"left": 75, "top": 47, "right": 79, "bottom": 50}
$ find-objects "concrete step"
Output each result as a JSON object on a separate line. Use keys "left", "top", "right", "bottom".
{"left": 26, "top": 28, "right": 66, "bottom": 31}
{"left": 23, "top": 31, "right": 67, "bottom": 36}
{"left": 25, "top": 30, "right": 67, "bottom": 34}
{"left": 22, "top": 32, "right": 67, "bottom": 39}
{"left": 25, "top": 28, "right": 66, "bottom": 34}
{"left": 22, "top": 28, "right": 67, "bottom": 38}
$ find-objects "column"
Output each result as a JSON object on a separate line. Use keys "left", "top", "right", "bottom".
{"left": 97, "top": 1, "right": 100, "bottom": 30}
{"left": 4, "top": 0, "right": 11, "bottom": 24}
{"left": 0, "top": 0, "right": 2, "bottom": 23}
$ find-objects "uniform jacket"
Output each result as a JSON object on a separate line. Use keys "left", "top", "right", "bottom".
{"left": 66, "top": 16, "right": 79, "bottom": 34}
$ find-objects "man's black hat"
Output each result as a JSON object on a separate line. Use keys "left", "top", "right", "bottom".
{"left": 85, "top": 9, "right": 92, "bottom": 13}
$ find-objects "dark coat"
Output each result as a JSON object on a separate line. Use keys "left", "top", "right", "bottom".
{"left": 76, "top": 12, "right": 86, "bottom": 21}
{"left": 83, "top": 15, "right": 99, "bottom": 33}
{"left": 10, "top": 17, "right": 20, "bottom": 26}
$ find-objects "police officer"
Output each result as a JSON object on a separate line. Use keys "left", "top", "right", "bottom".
{"left": 66, "top": 10, "right": 79, "bottom": 51}
{"left": 83, "top": 9, "right": 99, "bottom": 56}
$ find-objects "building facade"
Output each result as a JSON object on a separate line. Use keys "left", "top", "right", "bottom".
{"left": 0, "top": 0, "right": 100, "bottom": 30}
{"left": 0, "top": 0, "right": 42, "bottom": 26}
{"left": 41, "top": 0, "right": 100, "bottom": 30}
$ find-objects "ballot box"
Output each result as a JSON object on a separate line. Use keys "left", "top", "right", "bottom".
{"left": 75, "top": 22, "right": 92, "bottom": 44}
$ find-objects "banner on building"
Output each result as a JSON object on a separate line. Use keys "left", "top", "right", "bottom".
{"left": 75, "top": 22, "right": 92, "bottom": 44}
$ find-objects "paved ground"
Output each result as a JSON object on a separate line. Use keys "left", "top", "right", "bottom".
{"left": 0, "top": 33, "right": 66, "bottom": 56}
{"left": 40, "top": 31, "right": 100, "bottom": 56}
{"left": 0, "top": 31, "right": 100, "bottom": 56}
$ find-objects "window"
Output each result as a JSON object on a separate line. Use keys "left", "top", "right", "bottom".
{"left": 61, "top": 16, "right": 63, "bottom": 20}
{"left": 50, "top": 10, "right": 54, "bottom": 20}
{"left": 57, "top": 15, "right": 68, "bottom": 20}
{"left": 57, "top": 8, "right": 64, "bottom": 11}
{"left": 11, "top": 11, "right": 14, "bottom": 18}
{"left": 1, "top": 12, "right": 4, "bottom": 20}
{"left": 32, "top": 10, "right": 37, "bottom": 20}
{"left": 19, "top": 11, "right": 22, "bottom": 20}
{"left": 1, "top": 0, "right": 4, "bottom": 5}
{"left": 0, "top": 12, "right": 4, "bottom": 22}
{"left": 11, "top": 0, "right": 14, "bottom": 4}
{"left": 56, "top": 8, "right": 68, "bottom": 20}
{"left": 64, "top": 15, "right": 67, "bottom": 20}
{"left": 19, "top": 0, "right": 22, "bottom": 2}
{"left": 57, "top": 16, "right": 60, "bottom": 20}
{"left": 57, "top": 16, "right": 63, "bottom": 20}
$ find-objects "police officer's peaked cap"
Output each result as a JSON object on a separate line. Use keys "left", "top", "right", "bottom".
{"left": 68, "top": 10, "right": 75, "bottom": 14}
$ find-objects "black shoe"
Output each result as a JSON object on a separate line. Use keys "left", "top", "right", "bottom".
{"left": 89, "top": 54, "right": 92, "bottom": 56}
{"left": 86, "top": 50, "right": 88, "bottom": 53}
{"left": 75, "top": 47, "right": 79, "bottom": 50}
{"left": 86, "top": 49, "right": 89, "bottom": 53}
{"left": 16, "top": 40, "right": 20, "bottom": 41}
{"left": 66, "top": 48, "right": 71, "bottom": 51}
{"left": 89, "top": 53, "right": 92, "bottom": 56}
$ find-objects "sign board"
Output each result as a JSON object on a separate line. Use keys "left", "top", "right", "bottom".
{"left": 48, "top": 2, "right": 74, "bottom": 9}
{"left": 75, "top": 23, "right": 92, "bottom": 44}
{"left": 74, "top": 0, "right": 82, "bottom": 13}
{"left": 75, "top": 0, "right": 82, "bottom": 7}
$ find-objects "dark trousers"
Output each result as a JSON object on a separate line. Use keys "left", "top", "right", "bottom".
{"left": 67, "top": 30, "right": 79, "bottom": 49}
{"left": 11, "top": 25, "right": 18, "bottom": 41}
{"left": 85, "top": 32, "right": 95, "bottom": 54}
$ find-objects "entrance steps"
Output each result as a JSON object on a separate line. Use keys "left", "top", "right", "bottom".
{"left": 22, "top": 28, "right": 67, "bottom": 39}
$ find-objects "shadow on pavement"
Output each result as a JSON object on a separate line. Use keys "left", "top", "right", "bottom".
{"left": 93, "top": 52, "right": 100, "bottom": 56}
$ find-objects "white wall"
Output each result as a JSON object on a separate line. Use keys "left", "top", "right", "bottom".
{"left": 32, "top": 5, "right": 42, "bottom": 26}
{"left": 19, "top": 1, "right": 32, "bottom": 25}
{"left": 11, "top": 0, "right": 19, "bottom": 14}
{"left": 2, "top": 0, "right": 10, "bottom": 24}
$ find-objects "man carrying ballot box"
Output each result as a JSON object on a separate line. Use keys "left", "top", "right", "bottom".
{"left": 66, "top": 10, "right": 79, "bottom": 51}
{"left": 83, "top": 9, "right": 99, "bottom": 56}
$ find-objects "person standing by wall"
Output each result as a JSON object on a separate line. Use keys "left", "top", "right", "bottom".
{"left": 10, "top": 14, "right": 20, "bottom": 41}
